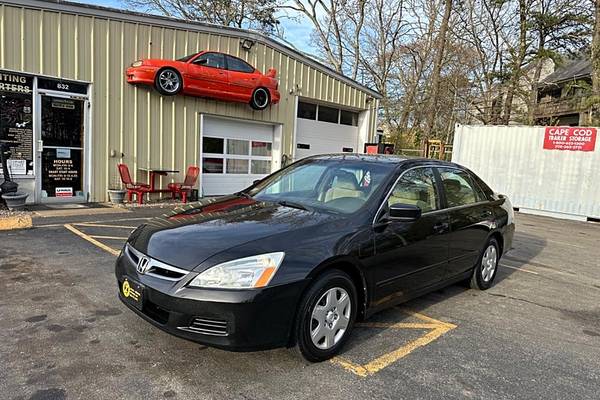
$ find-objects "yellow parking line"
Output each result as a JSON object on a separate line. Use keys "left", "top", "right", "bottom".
{"left": 64, "top": 224, "right": 120, "bottom": 256}
{"left": 77, "top": 223, "right": 137, "bottom": 229}
{"left": 89, "top": 235, "right": 129, "bottom": 240}
{"left": 330, "top": 309, "right": 457, "bottom": 377}
{"left": 501, "top": 264, "right": 539, "bottom": 275}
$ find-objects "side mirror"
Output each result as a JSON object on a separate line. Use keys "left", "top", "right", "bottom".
{"left": 388, "top": 203, "right": 422, "bottom": 221}
{"left": 195, "top": 58, "right": 208, "bottom": 65}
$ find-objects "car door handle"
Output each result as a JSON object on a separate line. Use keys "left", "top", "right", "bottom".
{"left": 433, "top": 222, "right": 449, "bottom": 233}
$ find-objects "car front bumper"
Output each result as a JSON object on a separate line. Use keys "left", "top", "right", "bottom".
{"left": 125, "top": 66, "right": 158, "bottom": 86}
{"left": 115, "top": 252, "right": 308, "bottom": 351}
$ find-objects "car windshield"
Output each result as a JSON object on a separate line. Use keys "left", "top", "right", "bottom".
{"left": 247, "top": 158, "right": 395, "bottom": 214}
{"left": 177, "top": 53, "right": 198, "bottom": 62}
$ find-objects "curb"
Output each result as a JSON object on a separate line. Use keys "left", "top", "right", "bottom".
{"left": 0, "top": 215, "right": 33, "bottom": 231}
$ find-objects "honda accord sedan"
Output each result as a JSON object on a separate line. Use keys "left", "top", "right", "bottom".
{"left": 116, "top": 154, "right": 514, "bottom": 362}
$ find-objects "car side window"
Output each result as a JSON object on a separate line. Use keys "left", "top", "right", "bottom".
{"left": 438, "top": 168, "right": 482, "bottom": 207}
{"left": 194, "top": 53, "right": 225, "bottom": 69}
{"left": 387, "top": 168, "right": 439, "bottom": 213}
{"left": 226, "top": 56, "right": 255, "bottom": 73}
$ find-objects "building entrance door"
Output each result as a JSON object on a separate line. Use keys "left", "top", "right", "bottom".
{"left": 38, "top": 94, "right": 87, "bottom": 201}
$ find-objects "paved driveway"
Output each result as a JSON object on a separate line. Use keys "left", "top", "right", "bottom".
{"left": 0, "top": 210, "right": 598, "bottom": 399}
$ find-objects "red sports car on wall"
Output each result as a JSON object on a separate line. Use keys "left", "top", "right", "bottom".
{"left": 126, "top": 51, "right": 280, "bottom": 110}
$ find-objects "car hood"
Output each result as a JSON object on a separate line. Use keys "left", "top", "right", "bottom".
{"left": 128, "top": 195, "right": 334, "bottom": 270}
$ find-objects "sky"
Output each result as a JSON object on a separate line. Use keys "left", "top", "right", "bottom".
{"left": 76, "top": 0, "right": 315, "bottom": 54}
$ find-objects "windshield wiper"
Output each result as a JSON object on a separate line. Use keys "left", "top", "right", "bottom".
{"left": 277, "top": 200, "right": 311, "bottom": 212}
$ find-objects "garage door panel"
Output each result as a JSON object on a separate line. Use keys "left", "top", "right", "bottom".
{"left": 202, "top": 117, "right": 275, "bottom": 196}
{"left": 296, "top": 118, "right": 358, "bottom": 159}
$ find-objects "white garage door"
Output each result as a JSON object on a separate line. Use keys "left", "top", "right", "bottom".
{"left": 295, "top": 102, "right": 360, "bottom": 160}
{"left": 201, "top": 117, "right": 275, "bottom": 196}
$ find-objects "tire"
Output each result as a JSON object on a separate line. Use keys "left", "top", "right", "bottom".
{"left": 250, "top": 87, "right": 270, "bottom": 110}
{"left": 469, "top": 238, "right": 500, "bottom": 290}
{"left": 154, "top": 68, "right": 182, "bottom": 96}
{"left": 294, "top": 269, "right": 357, "bottom": 362}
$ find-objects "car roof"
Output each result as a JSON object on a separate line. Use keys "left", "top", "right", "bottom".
{"left": 304, "top": 153, "right": 462, "bottom": 169}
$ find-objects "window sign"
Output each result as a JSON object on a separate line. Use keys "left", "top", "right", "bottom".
{"left": 56, "top": 148, "right": 71, "bottom": 158}
{"left": 41, "top": 148, "right": 82, "bottom": 197}
{"left": 0, "top": 71, "right": 34, "bottom": 175}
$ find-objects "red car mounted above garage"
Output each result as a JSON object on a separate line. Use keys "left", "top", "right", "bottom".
{"left": 126, "top": 51, "right": 281, "bottom": 110}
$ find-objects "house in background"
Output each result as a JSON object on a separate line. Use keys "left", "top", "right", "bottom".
{"left": 534, "top": 59, "right": 592, "bottom": 126}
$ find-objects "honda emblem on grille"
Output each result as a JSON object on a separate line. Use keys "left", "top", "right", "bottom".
{"left": 136, "top": 256, "right": 151, "bottom": 274}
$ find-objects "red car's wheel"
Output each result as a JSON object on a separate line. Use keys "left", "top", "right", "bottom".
{"left": 250, "top": 87, "right": 270, "bottom": 110}
{"left": 154, "top": 68, "right": 182, "bottom": 96}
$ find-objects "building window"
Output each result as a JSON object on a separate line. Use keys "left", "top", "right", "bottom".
{"left": 297, "top": 101, "right": 317, "bottom": 119}
{"left": 227, "top": 139, "right": 249, "bottom": 155}
{"left": 318, "top": 105, "right": 339, "bottom": 123}
{"left": 203, "top": 136, "right": 272, "bottom": 175}
{"left": 226, "top": 159, "right": 249, "bottom": 174}
{"left": 251, "top": 160, "right": 271, "bottom": 174}
{"left": 298, "top": 101, "right": 360, "bottom": 127}
{"left": 203, "top": 158, "right": 224, "bottom": 173}
{"left": 340, "top": 110, "right": 358, "bottom": 126}
{"left": 251, "top": 141, "right": 272, "bottom": 156}
{"left": 203, "top": 137, "right": 224, "bottom": 154}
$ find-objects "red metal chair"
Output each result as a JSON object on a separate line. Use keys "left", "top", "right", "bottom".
{"left": 118, "top": 163, "right": 150, "bottom": 205}
{"left": 168, "top": 166, "right": 199, "bottom": 203}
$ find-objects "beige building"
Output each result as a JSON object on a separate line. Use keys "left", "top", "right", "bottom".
{"left": 0, "top": 0, "right": 380, "bottom": 203}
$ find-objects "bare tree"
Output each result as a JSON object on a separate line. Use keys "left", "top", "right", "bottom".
{"left": 424, "top": 0, "right": 453, "bottom": 139}
{"left": 591, "top": 0, "right": 600, "bottom": 124}
{"left": 124, "top": 0, "right": 280, "bottom": 32}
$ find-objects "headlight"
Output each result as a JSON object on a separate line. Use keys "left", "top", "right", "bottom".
{"left": 131, "top": 60, "right": 143, "bottom": 67}
{"left": 188, "top": 252, "right": 285, "bottom": 289}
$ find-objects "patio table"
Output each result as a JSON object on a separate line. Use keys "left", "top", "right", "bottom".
{"left": 138, "top": 167, "right": 180, "bottom": 193}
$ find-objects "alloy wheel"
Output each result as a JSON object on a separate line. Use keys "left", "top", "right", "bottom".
{"left": 481, "top": 244, "right": 498, "bottom": 282}
{"left": 310, "top": 287, "right": 351, "bottom": 350}
{"left": 253, "top": 88, "right": 269, "bottom": 109}
{"left": 158, "top": 70, "right": 180, "bottom": 93}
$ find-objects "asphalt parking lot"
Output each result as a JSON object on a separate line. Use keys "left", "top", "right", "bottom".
{"left": 1, "top": 209, "right": 599, "bottom": 399}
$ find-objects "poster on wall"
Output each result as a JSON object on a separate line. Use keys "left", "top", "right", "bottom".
{"left": 41, "top": 148, "right": 82, "bottom": 197}
{"left": 543, "top": 127, "right": 597, "bottom": 152}
{"left": 0, "top": 71, "right": 34, "bottom": 175}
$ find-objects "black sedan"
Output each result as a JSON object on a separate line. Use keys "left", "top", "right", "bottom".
{"left": 116, "top": 154, "right": 514, "bottom": 362}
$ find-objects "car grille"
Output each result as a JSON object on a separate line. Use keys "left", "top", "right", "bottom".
{"left": 124, "top": 244, "right": 189, "bottom": 281}
{"left": 181, "top": 317, "right": 229, "bottom": 336}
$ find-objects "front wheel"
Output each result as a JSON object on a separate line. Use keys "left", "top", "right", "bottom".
{"left": 470, "top": 238, "right": 500, "bottom": 290}
{"left": 294, "top": 270, "right": 357, "bottom": 362}
{"left": 250, "top": 87, "right": 270, "bottom": 110}
{"left": 155, "top": 68, "right": 182, "bottom": 96}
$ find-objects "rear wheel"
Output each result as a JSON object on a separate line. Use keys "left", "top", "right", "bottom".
{"left": 154, "top": 68, "right": 182, "bottom": 95}
{"left": 295, "top": 270, "right": 356, "bottom": 362}
{"left": 470, "top": 238, "right": 500, "bottom": 290}
{"left": 250, "top": 87, "right": 270, "bottom": 110}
